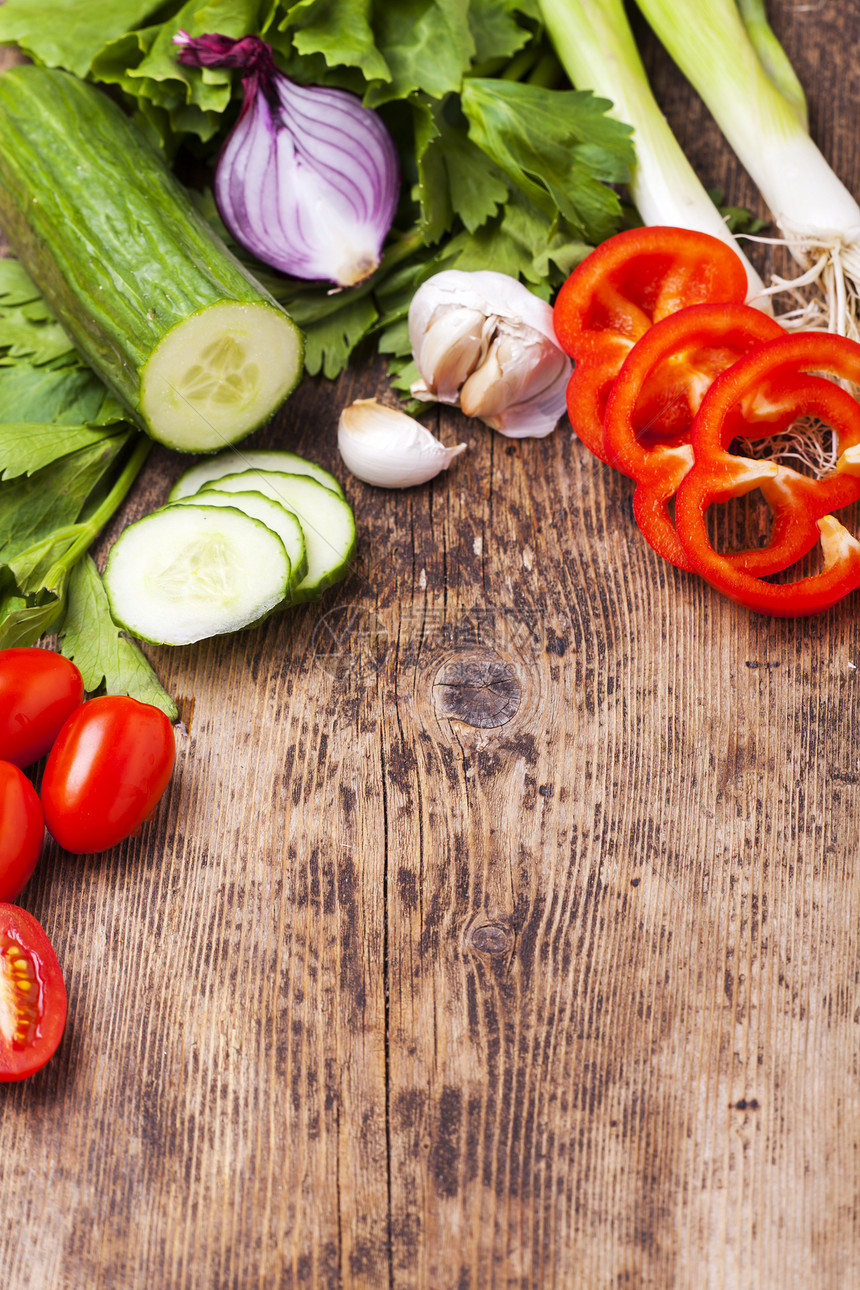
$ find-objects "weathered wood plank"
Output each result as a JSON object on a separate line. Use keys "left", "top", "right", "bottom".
{"left": 1, "top": 4, "right": 859, "bottom": 1288}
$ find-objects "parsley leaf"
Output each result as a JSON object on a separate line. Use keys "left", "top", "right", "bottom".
{"left": 365, "top": 0, "right": 476, "bottom": 106}
{"left": 61, "top": 557, "right": 179, "bottom": 720}
{"left": 0, "top": 423, "right": 127, "bottom": 481}
{"left": 0, "top": 364, "right": 124, "bottom": 426}
{"left": 461, "top": 78, "right": 633, "bottom": 243}
{"left": 707, "top": 187, "right": 769, "bottom": 236}
{"left": 413, "top": 96, "right": 509, "bottom": 237}
{"left": 468, "top": 0, "right": 534, "bottom": 65}
{"left": 0, "top": 306, "right": 171, "bottom": 716}
{"left": 0, "top": 437, "right": 129, "bottom": 563}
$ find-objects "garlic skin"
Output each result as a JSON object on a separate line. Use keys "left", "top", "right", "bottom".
{"left": 338, "top": 399, "right": 467, "bottom": 489}
{"left": 409, "top": 270, "right": 572, "bottom": 438}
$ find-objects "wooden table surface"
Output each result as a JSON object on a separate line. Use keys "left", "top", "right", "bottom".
{"left": 2, "top": 5, "right": 859, "bottom": 1288}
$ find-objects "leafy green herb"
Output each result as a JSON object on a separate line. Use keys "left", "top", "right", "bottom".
{"left": 0, "top": 362, "right": 125, "bottom": 425}
{"left": 60, "top": 556, "right": 179, "bottom": 720}
{"left": 0, "top": 414, "right": 150, "bottom": 649}
{"left": 461, "top": 79, "right": 631, "bottom": 241}
{"left": 0, "top": 340, "right": 174, "bottom": 713}
{"left": 708, "top": 187, "right": 770, "bottom": 236}
{"left": 0, "top": 423, "right": 127, "bottom": 481}
{"left": 0, "top": 259, "right": 78, "bottom": 367}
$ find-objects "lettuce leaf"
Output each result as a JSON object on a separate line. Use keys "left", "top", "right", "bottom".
{"left": 0, "top": 0, "right": 169, "bottom": 77}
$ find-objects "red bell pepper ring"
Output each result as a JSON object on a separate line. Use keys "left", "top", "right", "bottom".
{"left": 553, "top": 226, "right": 751, "bottom": 462}
{"left": 602, "top": 303, "right": 785, "bottom": 568}
{"left": 675, "top": 332, "right": 860, "bottom": 616}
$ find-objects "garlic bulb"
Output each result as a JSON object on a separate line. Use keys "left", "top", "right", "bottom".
{"left": 338, "top": 399, "right": 467, "bottom": 489}
{"left": 409, "top": 270, "right": 572, "bottom": 438}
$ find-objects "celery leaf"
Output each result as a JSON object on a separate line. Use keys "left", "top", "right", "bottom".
{"left": 0, "top": 437, "right": 129, "bottom": 563}
{"left": 414, "top": 96, "right": 509, "bottom": 237}
{"left": 0, "top": 260, "right": 78, "bottom": 367}
{"left": 0, "top": 364, "right": 119, "bottom": 426}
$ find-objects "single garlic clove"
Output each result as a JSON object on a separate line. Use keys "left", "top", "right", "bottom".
{"left": 338, "top": 398, "right": 467, "bottom": 489}
{"left": 460, "top": 327, "right": 572, "bottom": 437}
{"left": 410, "top": 307, "right": 493, "bottom": 403}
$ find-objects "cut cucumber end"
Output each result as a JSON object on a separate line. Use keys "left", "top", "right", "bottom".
{"left": 139, "top": 302, "right": 303, "bottom": 452}
{"left": 104, "top": 505, "right": 291, "bottom": 645}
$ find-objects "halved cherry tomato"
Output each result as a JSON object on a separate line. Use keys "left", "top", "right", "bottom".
{"left": 0, "top": 647, "right": 84, "bottom": 768}
{"left": 41, "top": 696, "right": 176, "bottom": 855}
{"left": 0, "top": 762, "right": 44, "bottom": 901}
{"left": 0, "top": 902, "right": 67, "bottom": 1081}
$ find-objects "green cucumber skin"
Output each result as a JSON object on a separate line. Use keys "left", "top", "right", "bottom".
{"left": 0, "top": 66, "right": 301, "bottom": 432}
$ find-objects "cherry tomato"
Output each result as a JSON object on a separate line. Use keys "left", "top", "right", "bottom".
{"left": 0, "top": 647, "right": 84, "bottom": 768}
{"left": 0, "top": 762, "right": 44, "bottom": 901}
{"left": 41, "top": 696, "right": 175, "bottom": 855}
{"left": 0, "top": 902, "right": 67, "bottom": 1081}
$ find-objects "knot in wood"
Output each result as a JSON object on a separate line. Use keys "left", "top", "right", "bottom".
{"left": 433, "top": 654, "right": 520, "bottom": 728}
{"left": 467, "top": 922, "right": 514, "bottom": 958}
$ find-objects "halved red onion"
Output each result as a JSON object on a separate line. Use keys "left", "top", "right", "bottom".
{"left": 175, "top": 32, "right": 400, "bottom": 288}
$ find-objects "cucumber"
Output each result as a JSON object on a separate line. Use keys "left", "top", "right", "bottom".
{"left": 168, "top": 449, "right": 345, "bottom": 502}
{"left": 203, "top": 471, "right": 356, "bottom": 602}
{"left": 104, "top": 505, "right": 291, "bottom": 645}
{"left": 176, "top": 489, "right": 309, "bottom": 591}
{"left": 0, "top": 66, "right": 303, "bottom": 452}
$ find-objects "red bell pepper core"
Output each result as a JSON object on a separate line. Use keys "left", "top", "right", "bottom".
{"left": 602, "top": 303, "right": 785, "bottom": 568}
{"left": 553, "top": 226, "right": 751, "bottom": 462}
{"left": 675, "top": 332, "right": 860, "bottom": 616}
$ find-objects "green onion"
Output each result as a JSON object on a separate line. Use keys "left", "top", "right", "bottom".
{"left": 633, "top": 0, "right": 860, "bottom": 337}
{"left": 537, "top": 0, "right": 768, "bottom": 303}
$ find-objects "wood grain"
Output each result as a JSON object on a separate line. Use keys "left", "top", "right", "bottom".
{"left": 2, "top": 5, "right": 860, "bottom": 1287}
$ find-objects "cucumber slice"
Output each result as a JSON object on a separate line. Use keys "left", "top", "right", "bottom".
{"left": 168, "top": 449, "right": 345, "bottom": 502}
{"left": 104, "top": 505, "right": 291, "bottom": 645}
{"left": 176, "top": 488, "right": 308, "bottom": 590}
{"left": 203, "top": 471, "right": 356, "bottom": 602}
{"left": 140, "top": 304, "right": 302, "bottom": 452}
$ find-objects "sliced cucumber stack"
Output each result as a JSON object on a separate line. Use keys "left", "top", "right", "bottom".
{"left": 169, "top": 448, "right": 345, "bottom": 501}
{"left": 104, "top": 506, "right": 292, "bottom": 645}
{"left": 175, "top": 489, "right": 308, "bottom": 591}
{"left": 202, "top": 471, "right": 356, "bottom": 603}
{"left": 103, "top": 451, "right": 356, "bottom": 645}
